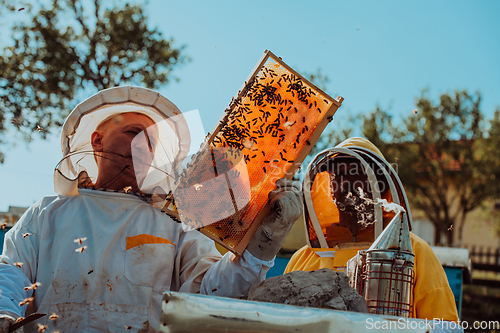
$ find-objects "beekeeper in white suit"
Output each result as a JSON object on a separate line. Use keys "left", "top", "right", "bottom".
{"left": 0, "top": 86, "right": 302, "bottom": 332}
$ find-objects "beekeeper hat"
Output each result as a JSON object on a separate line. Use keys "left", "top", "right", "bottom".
{"left": 54, "top": 86, "right": 191, "bottom": 196}
{"left": 303, "top": 137, "right": 412, "bottom": 249}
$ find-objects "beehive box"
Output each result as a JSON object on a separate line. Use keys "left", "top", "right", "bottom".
{"left": 171, "top": 50, "right": 343, "bottom": 255}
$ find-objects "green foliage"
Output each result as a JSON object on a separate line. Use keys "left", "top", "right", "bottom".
{"left": 360, "top": 90, "right": 500, "bottom": 246}
{"left": 0, "top": 0, "right": 188, "bottom": 163}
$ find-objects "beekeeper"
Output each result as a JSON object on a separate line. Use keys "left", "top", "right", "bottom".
{"left": 0, "top": 86, "right": 302, "bottom": 332}
{"left": 285, "top": 138, "right": 460, "bottom": 327}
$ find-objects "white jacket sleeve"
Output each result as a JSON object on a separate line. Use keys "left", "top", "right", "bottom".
{"left": 0, "top": 204, "right": 40, "bottom": 319}
{"left": 200, "top": 250, "right": 273, "bottom": 297}
{"left": 0, "top": 264, "right": 33, "bottom": 319}
{"left": 171, "top": 229, "right": 273, "bottom": 297}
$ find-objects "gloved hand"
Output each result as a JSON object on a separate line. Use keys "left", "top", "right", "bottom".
{"left": 0, "top": 316, "right": 14, "bottom": 333}
{"left": 247, "top": 178, "right": 303, "bottom": 261}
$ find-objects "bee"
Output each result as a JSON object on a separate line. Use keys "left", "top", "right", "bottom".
{"left": 413, "top": 109, "right": 418, "bottom": 114}
{"left": 123, "top": 186, "right": 132, "bottom": 193}
{"left": 306, "top": 140, "right": 311, "bottom": 145}
{"left": 448, "top": 225, "right": 453, "bottom": 231}
{"left": 22, "top": 233, "right": 32, "bottom": 238}
{"left": 37, "top": 324, "right": 48, "bottom": 333}
{"left": 16, "top": 317, "right": 25, "bottom": 323}
{"left": 88, "top": 270, "right": 94, "bottom": 274}
{"left": 0, "top": 223, "right": 7, "bottom": 229}
{"left": 49, "top": 313, "right": 59, "bottom": 320}
{"left": 125, "top": 325, "right": 132, "bottom": 330}
{"left": 14, "top": 262, "right": 24, "bottom": 268}
{"left": 36, "top": 125, "right": 43, "bottom": 132}
{"left": 75, "top": 246, "right": 88, "bottom": 253}
{"left": 23, "top": 282, "right": 41, "bottom": 291}
{"left": 19, "top": 297, "right": 34, "bottom": 306}
{"left": 73, "top": 237, "right": 87, "bottom": 245}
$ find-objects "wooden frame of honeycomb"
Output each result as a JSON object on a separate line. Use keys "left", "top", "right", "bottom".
{"left": 164, "top": 50, "right": 344, "bottom": 255}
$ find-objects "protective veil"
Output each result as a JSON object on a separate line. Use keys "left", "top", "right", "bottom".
{"left": 55, "top": 85, "right": 191, "bottom": 200}
{"left": 285, "top": 137, "right": 459, "bottom": 323}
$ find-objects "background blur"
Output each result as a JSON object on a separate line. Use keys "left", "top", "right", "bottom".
{"left": 1, "top": 2, "right": 499, "bottom": 330}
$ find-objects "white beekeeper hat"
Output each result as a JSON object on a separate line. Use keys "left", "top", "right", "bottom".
{"left": 54, "top": 86, "right": 191, "bottom": 197}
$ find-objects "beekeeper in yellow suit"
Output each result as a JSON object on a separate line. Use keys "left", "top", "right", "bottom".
{"left": 285, "top": 137, "right": 460, "bottom": 330}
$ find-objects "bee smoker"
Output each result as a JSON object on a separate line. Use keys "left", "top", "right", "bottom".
{"left": 346, "top": 211, "right": 415, "bottom": 317}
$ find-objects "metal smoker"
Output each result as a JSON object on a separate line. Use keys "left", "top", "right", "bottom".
{"left": 347, "top": 210, "right": 415, "bottom": 317}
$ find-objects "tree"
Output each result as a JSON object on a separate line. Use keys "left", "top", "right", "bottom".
{"left": 0, "top": 0, "right": 188, "bottom": 163}
{"left": 361, "top": 90, "right": 500, "bottom": 246}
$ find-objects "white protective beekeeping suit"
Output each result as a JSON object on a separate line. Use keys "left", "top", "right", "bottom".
{"left": 0, "top": 86, "right": 273, "bottom": 333}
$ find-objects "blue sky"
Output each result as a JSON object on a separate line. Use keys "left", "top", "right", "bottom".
{"left": 1, "top": 0, "right": 499, "bottom": 211}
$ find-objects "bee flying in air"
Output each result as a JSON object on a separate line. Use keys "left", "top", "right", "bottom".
{"left": 75, "top": 246, "right": 88, "bottom": 253}
{"left": 37, "top": 323, "right": 48, "bottom": 332}
{"left": 73, "top": 237, "right": 87, "bottom": 245}
{"left": 23, "top": 282, "right": 41, "bottom": 291}
{"left": 19, "top": 297, "right": 34, "bottom": 306}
